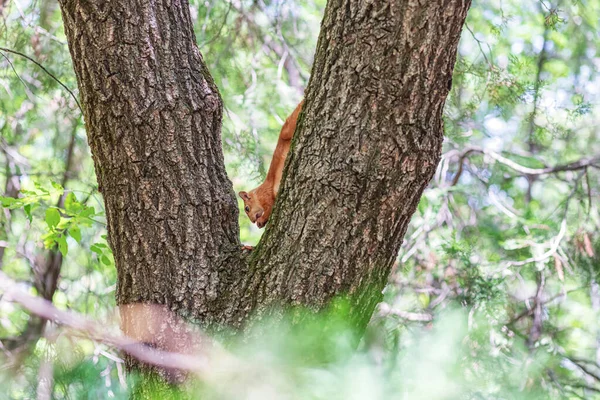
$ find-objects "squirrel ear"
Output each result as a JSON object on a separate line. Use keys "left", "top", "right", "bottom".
{"left": 238, "top": 191, "right": 250, "bottom": 200}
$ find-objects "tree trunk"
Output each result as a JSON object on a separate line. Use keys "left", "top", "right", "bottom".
{"left": 251, "top": 0, "right": 471, "bottom": 328}
{"left": 58, "top": 0, "right": 243, "bottom": 323}
{"left": 58, "top": 0, "right": 470, "bottom": 355}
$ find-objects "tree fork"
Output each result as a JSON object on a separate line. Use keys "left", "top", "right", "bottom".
{"left": 58, "top": 0, "right": 471, "bottom": 346}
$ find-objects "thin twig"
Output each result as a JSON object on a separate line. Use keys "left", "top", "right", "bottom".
{"left": 0, "top": 46, "right": 83, "bottom": 113}
{"left": 507, "top": 286, "right": 585, "bottom": 325}
{"left": 464, "top": 22, "right": 493, "bottom": 67}
{"left": 491, "top": 219, "right": 567, "bottom": 274}
{"left": 0, "top": 51, "right": 35, "bottom": 101}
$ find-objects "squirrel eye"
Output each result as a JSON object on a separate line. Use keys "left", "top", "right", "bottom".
{"left": 245, "top": 206, "right": 250, "bottom": 212}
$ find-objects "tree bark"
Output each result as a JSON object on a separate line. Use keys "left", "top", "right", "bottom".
{"left": 58, "top": 0, "right": 243, "bottom": 323}
{"left": 249, "top": 0, "right": 471, "bottom": 328}
{"left": 58, "top": 0, "right": 470, "bottom": 351}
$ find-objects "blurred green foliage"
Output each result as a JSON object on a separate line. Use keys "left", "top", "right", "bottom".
{"left": 1, "top": 0, "right": 600, "bottom": 398}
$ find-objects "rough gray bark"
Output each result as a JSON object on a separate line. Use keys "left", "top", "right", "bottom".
{"left": 252, "top": 1, "right": 471, "bottom": 328}
{"left": 58, "top": 0, "right": 242, "bottom": 323}
{"left": 58, "top": 0, "right": 470, "bottom": 356}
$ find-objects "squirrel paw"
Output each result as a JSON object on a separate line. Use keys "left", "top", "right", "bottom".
{"left": 241, "top": 245, "right": 254, "bottom": 251}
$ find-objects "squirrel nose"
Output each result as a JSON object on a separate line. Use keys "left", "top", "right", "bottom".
{"left": 255, "top": 211, "right": 263, "bottom": 220}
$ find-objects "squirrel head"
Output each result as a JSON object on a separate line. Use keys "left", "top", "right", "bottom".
{"left": 238, "top": 186, "right": 274, "bottom": 228}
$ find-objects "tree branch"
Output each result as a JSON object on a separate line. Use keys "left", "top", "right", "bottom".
{"left": 0, "top": 271, "right": 211, "bottom": 375}
{"left": 450, "top": 146, "right": 600, "bottom": 186}
{"left": 0, "top": 46, "right": 83, "bottom": 113}
{"left": 378, "top": 303, "right": 433, "bottom": 322}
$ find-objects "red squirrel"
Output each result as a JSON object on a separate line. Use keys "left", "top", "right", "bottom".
{"left": 239, "top": 101, "right": 304, "bottom": 228}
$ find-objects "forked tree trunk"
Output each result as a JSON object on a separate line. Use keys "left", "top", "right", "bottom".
{"left": 58, "top": 0, "right": 470, "bottom": 355}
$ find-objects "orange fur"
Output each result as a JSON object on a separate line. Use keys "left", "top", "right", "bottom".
{"left": 239, "top": 101, "right": 304, "bottom": 228}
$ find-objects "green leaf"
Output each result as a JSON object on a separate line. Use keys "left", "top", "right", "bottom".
{"left": 80, "top": 206, "right": 96, "bottom": 218}
{"left": 56, "top": 235, "right": 68, "bottom": 257}
{"left": 101, "top": 255, "right": 111, "bottom": 266}
{"left": 69, "top": 226, "right": 81, "bottom": 243}
{"left": 45, "top": 208, "right": 60, "bottom": 229}
{"left": 50, "top": 181, "right": 64, "bottom": 195}
{"left": 90, "top": 244, "right": 103, "bottom": 254}
{"left": 23, "top": 204, "right": 32, "bottom": 223}
{"left": 42, "top": 232, "right": 57, "bottom": 249}
{"left": 64, "top": 192, "right": 80, "bottom": 212}
{"left": 418, "top": 293, "right": 431, "bottom": 308}
{"left": 0, "top": 196, "right": 18, "bottom": 208}
{"left": 34, "top": 182, "right": 50, "bottom": 195}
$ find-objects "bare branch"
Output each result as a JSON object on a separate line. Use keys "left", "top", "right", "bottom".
{"left": 378, "top": 303, "right": 433, "bottom": 322}
{"left": 450, "top": 146, "right": 600, "bottom": 186}
{"left": 527, "top": 271, "right": 545, "bottom": 348}
{"left": 464, "top": 22, "right": 493, "bottom": 67}
{"left": 489, "top": 219, "right": 567, "bottom": 277}
{"left": 0, "top": 271, "right": 211, "bottom": 376}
